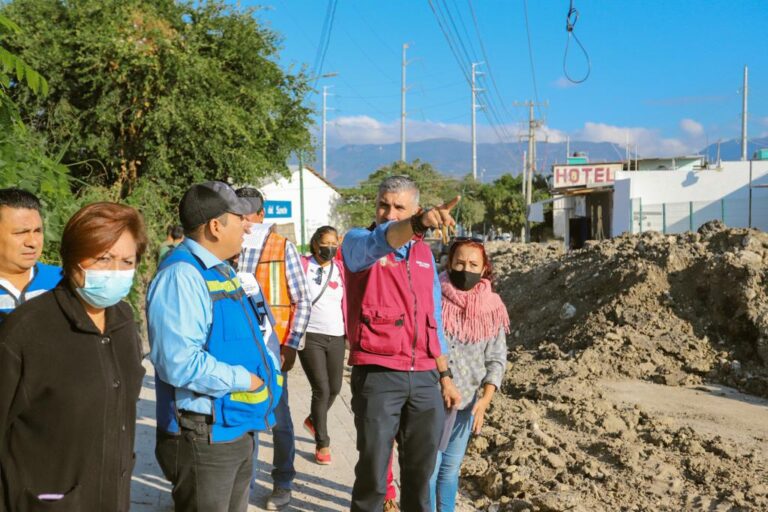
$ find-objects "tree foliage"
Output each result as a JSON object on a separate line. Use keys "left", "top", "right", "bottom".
{"left": 480, "top": 173, "right": 549, "bottom": 234}
{"left": 2, "top": 0, "right": 313, "bottom": 201}
{"left": 1, "top": 2, "right": 314, "bottom": 321}
{"left": 0, "top": 12, "right": 48, "bottom": 122}
{"left": 0, "top": 11, "right": 69, "bottom": 264}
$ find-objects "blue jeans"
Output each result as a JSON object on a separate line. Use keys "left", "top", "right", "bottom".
{"left": 429, "top": 407, "right": 474, "bottom": 512}
{"left": 271, "top": 371, "right": 296, "bottom": 489}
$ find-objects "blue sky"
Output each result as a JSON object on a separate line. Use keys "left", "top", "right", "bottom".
{"left": 241, "top": 0, "right": 767, "bottom": 156}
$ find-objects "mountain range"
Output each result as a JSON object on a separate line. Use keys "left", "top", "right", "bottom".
{"left": 304, "top": 136, "right": 768, "bottom": 188}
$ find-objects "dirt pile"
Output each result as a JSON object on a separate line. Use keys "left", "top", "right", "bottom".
{"left": 462, "top": 223, "right": 768, "bottom": 511}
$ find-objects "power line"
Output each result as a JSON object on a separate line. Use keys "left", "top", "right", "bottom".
{"left": 426, "top": 0, "right": 519, "bottom": 162}
{"left": 311, "top": 0, "right": 339, "bottom": 87}
{"left": 440, "top": 1, "right": 520, "bottom": 145}
{"left": 427, "top": 0, "right": 471, "bottom": 82}
{"left": 441, "top": 0, "right": 524, "bottom": 146}
{"left": 563, "top": 0, "right": 591, "bottom": 84}
{"left": 350, "top": 3, "right": 400, "bottom": 57}
{"left": 522, "top": 0, "right": 543, "bottom": 121}
{"left": 466, "top": 0, "right": 521, "bottom": 125}
{"left": 442, "top": 0, "right": 479, "bottom": 64}
{"left": 341, "top": 27, "right": 399, "bottom": 85}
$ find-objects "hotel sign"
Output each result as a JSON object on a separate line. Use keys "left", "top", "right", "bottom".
{"left": 552, "top": 163, "right": 621, "bottom": 189}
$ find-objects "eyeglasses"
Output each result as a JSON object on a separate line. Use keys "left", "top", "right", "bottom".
{"left": 314, "top": 266, "right": 324, "bottom": 285}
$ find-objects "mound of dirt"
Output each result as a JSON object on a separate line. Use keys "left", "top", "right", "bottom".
{"left": 463, "top": 224, "right": 768, "bottom": 511}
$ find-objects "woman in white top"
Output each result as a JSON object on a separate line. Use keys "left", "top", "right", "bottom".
{"left": 299, "top": 226, "right": 346, "bottom": 465}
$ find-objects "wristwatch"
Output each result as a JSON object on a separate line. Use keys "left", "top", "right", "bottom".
{"left": 439, "top": 368, "right": 453, "bottom": 380}
{"left": 410, "top": 210, "right": 429, "bottom": 236}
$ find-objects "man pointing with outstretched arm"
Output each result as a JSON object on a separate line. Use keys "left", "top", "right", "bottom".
{"left": 342, "top": 175, "right": 461, "bottom": 512}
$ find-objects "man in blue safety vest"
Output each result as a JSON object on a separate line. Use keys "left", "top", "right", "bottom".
{"left": 148, "top": 181, "right": 283, "bottom": 512}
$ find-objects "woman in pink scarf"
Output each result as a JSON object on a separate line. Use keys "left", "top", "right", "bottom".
{"left": 429, "top": 238, "right": 509, "bottom": 511}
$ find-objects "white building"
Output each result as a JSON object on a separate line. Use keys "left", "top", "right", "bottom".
{"left": 250, "top": 165, "right": 342, "bottom": 250}
{"left": 613, "top": 160, "right": 768, "bottom": 235}
{"left": 544, "top": 157, "right": 768, "bottom": 247}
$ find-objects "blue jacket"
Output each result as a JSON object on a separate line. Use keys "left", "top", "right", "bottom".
{"left": 153, "top": 244, "right": 282, "bottom": 442}
{"left": 0, "top": 263, "right": 62, "bottom": 320}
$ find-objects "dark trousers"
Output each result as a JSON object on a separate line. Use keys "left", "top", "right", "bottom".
{"left": 155, "top": 418, "right": 254, "bottom": 512}
{"left": 350, "top": 366, "right": 445, "bottom": 512}
{"left": 298, "top": 332, "right": 346, "bottom": 448}
{"left": 271, "top": 371, "right": 296, "bottom": 489}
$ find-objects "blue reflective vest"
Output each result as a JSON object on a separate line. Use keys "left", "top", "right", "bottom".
{"left": 154, "top": 245, "right": 283, "bottom": 442}
{"left": 0, "top": 263, "right": 63, "bottom": 321}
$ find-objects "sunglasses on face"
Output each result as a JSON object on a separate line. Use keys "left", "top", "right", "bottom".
{"left": 314, "top": 266, "right": 324, "bottom": 285}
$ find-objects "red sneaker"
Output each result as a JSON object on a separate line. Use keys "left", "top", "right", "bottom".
{"left": 303, "top": 416, "right": 316, "bottom": 438}
{"left": 315, "top": 448, "right": 331, "bottom": 465}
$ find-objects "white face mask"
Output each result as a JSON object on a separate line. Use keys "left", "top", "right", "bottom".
{"left": 75, "top": 269, "right": 136, "bottom": 308}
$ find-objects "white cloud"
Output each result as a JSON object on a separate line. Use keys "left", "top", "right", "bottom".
{"left": 327, "top": 116, "right": 532, "bottom": 146}
{"left": 323, "top": 117, "right": 705, "bottom": 156}
{"left": 680, "top": 118, "right": 704, "bottom": 137}
{"left": 573, "top": 122, "right": 689, "bottom": 156}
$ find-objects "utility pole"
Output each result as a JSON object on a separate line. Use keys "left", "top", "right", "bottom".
{"left": 317, "top": 72, "right": 338, "bottom": 178}
{"left": 521, "top": 150, "right": 527, "bottom": 241}
{"left": 527, "top": 102, "right": 535, "bottom": 225}
{"left": 471, "top": 62, "right": 484, "bottom": 180}
{"left": 514, "top": 100, "right": 546, "bottom": 243}
{"left": 322, "top": 85, "right": 331, "bottom": 178}
{"left": 625, "top": 131, "right": 630, "bottom": 165}
{"left": 716, "top": 139, "right": 722, "bottom": 165}
{"left": 401, "top": 43, "right": 409, "bottom": 162}
{"left": 565, "top": 135, "right": 570, "bottom": 162}
{"left": 298, "top": 152, "right": 306, "bottom": 249}
{"left": 741, "top": 65, "right": 748, "bottom": 161}
{"left": 521, "top": 151, "right": 527, "bottom": 199}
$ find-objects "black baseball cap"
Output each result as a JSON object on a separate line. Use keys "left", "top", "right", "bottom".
{"left": 235, "top": 187, "right": 265, "bottom": 214}
{"left": 179, "top": 181, "right": 251, "bottom": 231}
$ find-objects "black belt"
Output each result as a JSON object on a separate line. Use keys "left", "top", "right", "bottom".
{"left": 178, "top": 410, "right": 213, "bottom": 422}
{"left": 178, "top": 410, "right": 213, "bottom": 435}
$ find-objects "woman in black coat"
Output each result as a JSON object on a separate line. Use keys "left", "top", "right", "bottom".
{"left": 0, "top": 202, "right": 147, "bottom": 512}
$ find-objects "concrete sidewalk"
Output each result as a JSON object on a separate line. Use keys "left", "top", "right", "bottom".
{"left": 131, "top": 356, "right": 472, "bottom": 511}
{"left": 130, "top": 356, "right": 361, "bottom": 511}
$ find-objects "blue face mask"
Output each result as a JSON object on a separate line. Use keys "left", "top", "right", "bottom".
{"left": 76, "top": 269, "right": 136, "bottom": 309}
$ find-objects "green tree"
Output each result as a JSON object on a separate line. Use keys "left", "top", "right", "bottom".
{"left": 0, "top": 12, "right": 47, "bottom": 124}
{"left": 0, "top": 11, "right": 76, "bottom": 263}
{"left": 452, "top": 174, "right": 486, "bottom": 230}
{"left": 2, "top": 0, "right": 313, "bottom": 201}
{"left": 480, "top": 173, "right": 549, "bottom": 235}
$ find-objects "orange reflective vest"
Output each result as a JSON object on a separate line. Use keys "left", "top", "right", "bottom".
{"left": 255, "top": 232, "right": 295, "bottom": 345}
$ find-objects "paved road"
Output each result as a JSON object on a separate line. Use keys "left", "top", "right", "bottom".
{"left": 131, "top": 356, "right": 473, "bottom": 511}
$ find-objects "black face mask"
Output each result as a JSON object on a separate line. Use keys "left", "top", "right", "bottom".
{"left": 317, "top": 246, "right": 338, "bottom": 262}
{"left": 448, "top": 269, "right": 482, "bottom": 291}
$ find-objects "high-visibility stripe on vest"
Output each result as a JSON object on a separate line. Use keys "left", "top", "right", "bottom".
{"left": 255, "top": 232, "right": 295, "bottom": 345}
{"left": 153, "top": 245, "right": 283, "bottom": 442}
